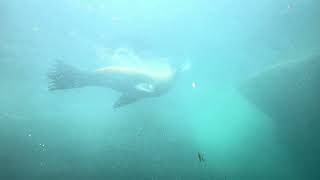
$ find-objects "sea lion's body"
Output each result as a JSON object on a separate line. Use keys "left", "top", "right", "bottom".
{"left": 48, "top": 61, "right": 178, "bottom": 108}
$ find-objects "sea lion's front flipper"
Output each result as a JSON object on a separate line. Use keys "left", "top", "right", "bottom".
{"left": 113, "top": 94, "right": 139, "bottom": 109}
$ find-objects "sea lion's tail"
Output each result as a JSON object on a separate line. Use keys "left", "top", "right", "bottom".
{"left": 47, "top": 60, "right": 90, "bottom": 90}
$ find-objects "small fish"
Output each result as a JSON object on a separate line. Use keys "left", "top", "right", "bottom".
{"left": 197, "top": 152, "right": 205, "bottom": 162}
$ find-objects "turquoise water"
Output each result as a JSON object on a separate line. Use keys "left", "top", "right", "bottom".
{"left": 1, "top": 0, "right": 320, "bottom": 179}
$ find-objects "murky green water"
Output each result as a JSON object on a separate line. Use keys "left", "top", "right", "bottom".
{"left": 1, "top": 0, "right": 320, "bottom": 179}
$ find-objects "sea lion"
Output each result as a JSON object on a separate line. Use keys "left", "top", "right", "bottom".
{"left": 48, "top": 60, "right": 184, "bottom": 108}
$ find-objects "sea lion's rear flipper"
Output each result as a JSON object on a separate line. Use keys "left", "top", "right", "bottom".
{"left": 48, "top": 60, "right": 91, "bottom": 90}
{"left": 113, "top": 94, "right": 139, "bottom": 109}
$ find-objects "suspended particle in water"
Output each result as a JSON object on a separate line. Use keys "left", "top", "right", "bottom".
{"left": 99, "top": 4, "right": 105, "bottom": 9}
{"left": 40, "top": 143, "right": 45, "bottom": 147}
{"left": 181, "top": 61, "right": 191, "bottom": 72}
{"left": 111, "top": 16, "right": 121, "bottom": 22}
{"left": 40, "top": 162, "right": 46, "bottom": 167}
{"left": 137, "top": 128, "right": 143, "bottom": 136}
{"left": 192, "top": 82, "right": 197, "bottom": 89}
{"left": 86, "top": 4, "right": 94, "bottom": 13}
{"left": 100, "top": 33, "right": 106, "bottom": 39}
{"left": 68, "top": 30, "right": 77, "bottom": 38}
{"left": 32, "top": 26, "right": 40, "bottom": 32}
